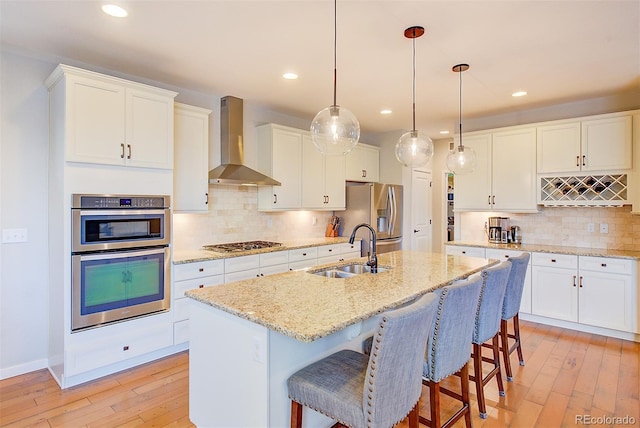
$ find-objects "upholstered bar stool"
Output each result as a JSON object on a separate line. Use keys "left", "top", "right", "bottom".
{"left": 469, "top": 262, "right": 512, "bottom": 419}
{"left": 287, "top": 292, "right": 438, "bottom": 428}
{"left": 500, "top": 253, "right": 531, "bottom": 381}
{"left": 420, "top": 275, "right": 483, "bottom": 428}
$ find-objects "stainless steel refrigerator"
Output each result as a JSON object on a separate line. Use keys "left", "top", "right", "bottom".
{"left": 340, "top": 182, "right": 403, "bottom": 257}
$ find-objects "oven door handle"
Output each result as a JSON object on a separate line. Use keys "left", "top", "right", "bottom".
{"left": 75, "top": 247, "right": 168, "bottom": 261}
{"left": 76, "top": 209, "right": 169, "bottom": 217}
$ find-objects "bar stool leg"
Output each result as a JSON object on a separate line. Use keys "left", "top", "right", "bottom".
{"left": 500, "top": 319, "right": 514, "bottom": 381}
{"left": 514, "top": 314, "right": 525, "bottom": 366}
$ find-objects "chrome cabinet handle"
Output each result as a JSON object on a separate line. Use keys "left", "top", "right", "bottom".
{"left": 121, "top": 143, "right": 125, "bottom": 159}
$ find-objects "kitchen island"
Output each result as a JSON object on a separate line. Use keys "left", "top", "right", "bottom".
{"left": 185, "top": 250, "right": 497, "bottom": 427}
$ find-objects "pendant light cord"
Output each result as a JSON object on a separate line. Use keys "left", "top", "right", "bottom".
{"left": 458, "top": 67, "right": 463, "bottom": 149}
{"left": 411, "top": 30, "right": 416, "bottom": 132}
{"left": 333, "top": 0, "right": 337, "bottom": 107}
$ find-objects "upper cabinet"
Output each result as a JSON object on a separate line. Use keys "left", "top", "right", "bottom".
{"left": 257, "top": 124, "right": 350, "bottom": 211}
{"left": 455, "top": 127, "right": 537, "bottom": 212}
{"left": 345, "top": 143, "right": 379, "bottom": 182}
{"left": 174, "top": 103, "right": 211, "bottom": 212}
{"left": 301, "top": 135, "right": 346, "bottom": 210}
{"left": 537, "top": 113, "right": 632, "bottom": 174}
{"left": 45, "top": 64, "right": 177, "bottom": 170}
{"left": 257, "top": 124, "right": 303, "bottom": 211}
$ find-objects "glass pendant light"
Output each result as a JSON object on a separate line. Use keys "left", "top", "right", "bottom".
{"left": 310, "top": 0, "right": 360, "bottom": 156}
{"left": 395, "top": 26, "right": 434, "bottom": 168}
{"left": 446, "top": 63, "right": 477, "bottom": 174}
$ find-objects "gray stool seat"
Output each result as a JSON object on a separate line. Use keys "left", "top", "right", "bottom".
{"left": 287, "top": 292, "right": 438, "bottom": 428}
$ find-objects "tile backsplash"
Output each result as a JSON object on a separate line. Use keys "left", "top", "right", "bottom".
{"left": 172, "top": 185, "right": 334, "bottom": 250}
{"left": 459, "top": 205, "right": 640, "bottom": 251}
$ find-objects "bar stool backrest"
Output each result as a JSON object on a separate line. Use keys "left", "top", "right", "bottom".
{"left": 502, "top": 253, "right": 531, "bottom": 320}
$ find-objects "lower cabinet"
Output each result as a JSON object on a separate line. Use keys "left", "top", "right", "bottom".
{"left": 485, "top": 248, "right": 532, "bottom": 314}
{"left": 173, "top": 259, "right": 224, "bottom": 344}
{"left": 445, "top": 244, "right": 486, "bottom": 258}
{"left": 531, "top": 253, "right": 637, "bottom": 333}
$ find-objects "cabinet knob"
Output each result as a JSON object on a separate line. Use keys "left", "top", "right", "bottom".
{"left": 504, "top": 255, "right": 510, "bottom": 258}
{"left": 199, "top": 284, "right": 204, "bottom": 288}
{"left": 551, "top": 259, "right": 556, "bottom": 263}
{"left": 414, "top": 229, "right": 420, "bottom": 233}
{"left": 199, "top": 268, "right": 204, "bottom": 272}
{"left": 123, "top": 345, "right": 130, "bottom": 351}
{"left": 601, "top": 263, "right": 607, "bottom": 267}
{"left": 328, "top": 249, "right": 332, "bottom": 252}
{"left": 462, "top": 251, "right": 467, "bottom": 254}
{"left": 302, "top": 252, "right": 307, "bottom": 256}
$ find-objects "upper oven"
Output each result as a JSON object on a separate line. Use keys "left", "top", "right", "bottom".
{"left": 72, "top": 194, "right": 170, "bottom": 252}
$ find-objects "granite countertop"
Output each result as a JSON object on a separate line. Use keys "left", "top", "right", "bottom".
{"left": 173, "top": 237, "right": 355, "bottom": 264}
{"left": 185, "top": 250, "right": 497, "bottom": 342}
{"left": 446, "top": 240, "right": 640, "bottom": 260}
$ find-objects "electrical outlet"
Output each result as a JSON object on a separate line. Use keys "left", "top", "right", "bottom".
{"left": 587, "top": 223, "right": 595, "bottom": 233}
{"left": 2, "top": 228, "right": 28, "bottom": 243}
{"left": 600, "top": 223, "right": 609, "bottom": 234}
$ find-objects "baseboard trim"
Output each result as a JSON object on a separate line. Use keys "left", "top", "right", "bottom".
{"left": 520, "top": 313, "right": 640, "bottom": 343}
{"left": 0, "top": 358, "right": 49, "bottom": 381}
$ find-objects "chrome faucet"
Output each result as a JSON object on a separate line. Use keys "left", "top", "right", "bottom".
{"left": 349, "top": 223, "right": 377, "bottom": 273}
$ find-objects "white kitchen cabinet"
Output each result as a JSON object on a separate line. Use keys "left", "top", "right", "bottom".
{"left": 259, "top": 251, "right": 289, "bottom": 277}
{"left": 455, "top": 127, "right": 537, "bottom": 212}
{"left": 537, "top": 114, "right": 632, "bottom": 174}
{"left": 577, "top": 256, "right": 636, "bottom": 333}
{"left": 257, "top": 124, "right": 303, "bottom": 211}
{"left": 345, "top": 143, "right": 379, "bottom": 182}
{"left": 485, "top": 248, "right": 532, "bottom": 314}
{"left": 173, "top": 103, "right": 211, "bottom": 212}
{"left": 531, "top": 252, "right": 637, "bottom": 333}
{"left": 224, "top": 254, "right": 260, "bottom": 282}
{"left": 317, "top": 243, "right": 344, "bottom": 265}
{"left": 288, "top": 247, "right": 319, "bottom": 270}
{"left": 301, "top": 135, "right": 346, "bottom": 210}
{"left": 340, "top": 242, "right": 361, "bottom": 261}
{"left": 444, "top": 244, "right": 486, "bottom": 258}
{"left": 46, "top": 64, "right": 177, "bottom": 170}
{"left": 173, "top": 259, "right": 224, "bottom": 344}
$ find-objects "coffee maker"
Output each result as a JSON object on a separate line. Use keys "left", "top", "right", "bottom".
{"left": 488, "top": 217, "right": 509, "bottom": 243}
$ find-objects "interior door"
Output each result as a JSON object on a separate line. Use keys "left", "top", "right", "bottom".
{"left": 411, "top": 169, "right": 431, "bottom": 251}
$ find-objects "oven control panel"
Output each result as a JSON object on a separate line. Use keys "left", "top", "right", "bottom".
{"left": 72, "top": 194, "right": 170, "bottom": 209}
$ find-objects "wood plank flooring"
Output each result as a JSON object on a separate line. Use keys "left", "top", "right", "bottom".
{"left": 1, "top": 320, "right": 638, "bottom": 427}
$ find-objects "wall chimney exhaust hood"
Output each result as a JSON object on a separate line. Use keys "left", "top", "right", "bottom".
{"left": 208, "top": 96, "right": 281, "bottom": 186}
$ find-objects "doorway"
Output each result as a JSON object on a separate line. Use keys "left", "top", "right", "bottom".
{"left": 410, "top": 169, "right": 432, "bottom": 251}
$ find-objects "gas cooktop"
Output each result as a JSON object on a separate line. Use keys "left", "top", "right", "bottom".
{"left": 203, "top": 240, "right": 282, "bottom": 253}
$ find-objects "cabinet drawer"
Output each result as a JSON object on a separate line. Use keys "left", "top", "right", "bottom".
{"left": 225, "top": 268, "right": 260, "bottom": 283}
{"left": 175, "top": 275, "right": 223, "bottom": 297}
{"left": 532, "top": 252, "right": 577, "bottom": 269}
{"left": 260, "top": 250, "right": 289, "bottom": 267}
{"left": 289, "top": 247, "right": 318, "bottom": 262}
{"left": 317, "top": 244, "right": 342, "bottom": 258}
{"left": 485, "top": 248, "right": 530, "bottom": 262}
{"left": 174, "top": 259, "right": 224, "bottom": 281}
{"left": 445, "top": 246, "right": 485, "bottom": 258}
{"left": 224, "top": 254, "right": 259, "bottom": 273}
{"left": 289, "top": 260, "right": 316, "bottom": 271}
{"left": 579, "top": 256, "right": 633, "bottom": 275}
{"left": 340, "top": 241, "right": 360, "bottom": 254}
{"left": 259, "top": 263, "right": 289, "bottom": 276}
{"left": 66, "top": 322, "right": 173, "bottom": 376}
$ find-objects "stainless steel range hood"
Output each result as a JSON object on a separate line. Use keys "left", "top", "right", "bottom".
{"left": 208, "top": 96, "right": 281, "bottom": 186}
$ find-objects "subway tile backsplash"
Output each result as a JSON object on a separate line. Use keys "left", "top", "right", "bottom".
{"left": 172, "top": 185, "right": 333, "bottom": 251}
{"left": 459, "top": 206, "right": 640, "bottom": 251}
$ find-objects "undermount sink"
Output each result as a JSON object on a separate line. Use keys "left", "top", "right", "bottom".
{"left": 308, "top": 263, "right": 390, "bottom": 278}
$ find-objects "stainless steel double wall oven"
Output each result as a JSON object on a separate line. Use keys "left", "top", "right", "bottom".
{"left": 71, "top": 194, "right": 171, "bottom": 331}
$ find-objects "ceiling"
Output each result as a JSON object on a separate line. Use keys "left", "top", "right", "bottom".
{"left": 1, "top": 1, "right": 639, "bottom": 139}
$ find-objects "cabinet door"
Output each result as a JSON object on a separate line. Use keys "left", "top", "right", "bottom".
{"left": 491, "top": 127, "right": 537, "bottom": 211}
{"left": 324, "top": 154, "right": 346, "bottom": 209}
{"left": 67, "top": 76, "right": 126, "bottom": 165}
{"left": 125, "top": 88, "right": 174, "bottom": 169}
{"left": 173, "top": 103, "right": 211, "bottom": 212}
{"left": 582, "top": 115, "right": 632, "bottom": 171}
{"left": 361, "top": 145, "right": 380, "bottom": 183}
{"left": 345, "top": 145, "right": 365, "bottom": 181}
{"left": 301, "top": 136, "right": 326, "bottom": 208}
{"left": 536, "top": 122, "right": 581, "bottom": 174}
{"left": 445, "top": 245, "right": 485, "bottom": 258}
{"left": 453, "top": 134, "right": 492, "bottom": 210}
{"left": 578, "top": 271, "right": 634, "bottom": 332}
{"left": 259, "top": 127, "right": 302, "bottom": 210}
{"left": 531, "top": 265, "right": 578, "bottom": 322}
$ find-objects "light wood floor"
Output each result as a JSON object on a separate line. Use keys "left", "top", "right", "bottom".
{"left": 1, "top": 320, "right": 638, "bottom": 427}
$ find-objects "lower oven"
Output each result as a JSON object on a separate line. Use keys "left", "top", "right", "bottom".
{"left": 71, "top": 194, "right": 171, "bottom": 331}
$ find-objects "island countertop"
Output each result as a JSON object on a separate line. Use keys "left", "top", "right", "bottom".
{"left": 185, "top": 250, "right": 497, "bottom": 342}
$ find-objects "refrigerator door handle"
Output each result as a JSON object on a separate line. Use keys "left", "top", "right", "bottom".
{"left": 388, "top": 186, "right": 395, "bottom": 234}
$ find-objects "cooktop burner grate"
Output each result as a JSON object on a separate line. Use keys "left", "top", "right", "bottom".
{"left": 203, "top": 240, "right": 282, "bottom": 253}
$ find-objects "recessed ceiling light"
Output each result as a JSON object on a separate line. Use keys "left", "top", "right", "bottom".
{"left": 282, "top": 72, "right": 298, "bottom": 80}
{"left": 512, "top": 91, "right": 527, "bottom": 97}
{"left": 439, "top": 130, "right": 450, "bottom": 135}
{"left": 102, "top": 4, "right": 128, "bottom": 17}
{"left": 380, "top": 109, "right": 392, "bottom": 115}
